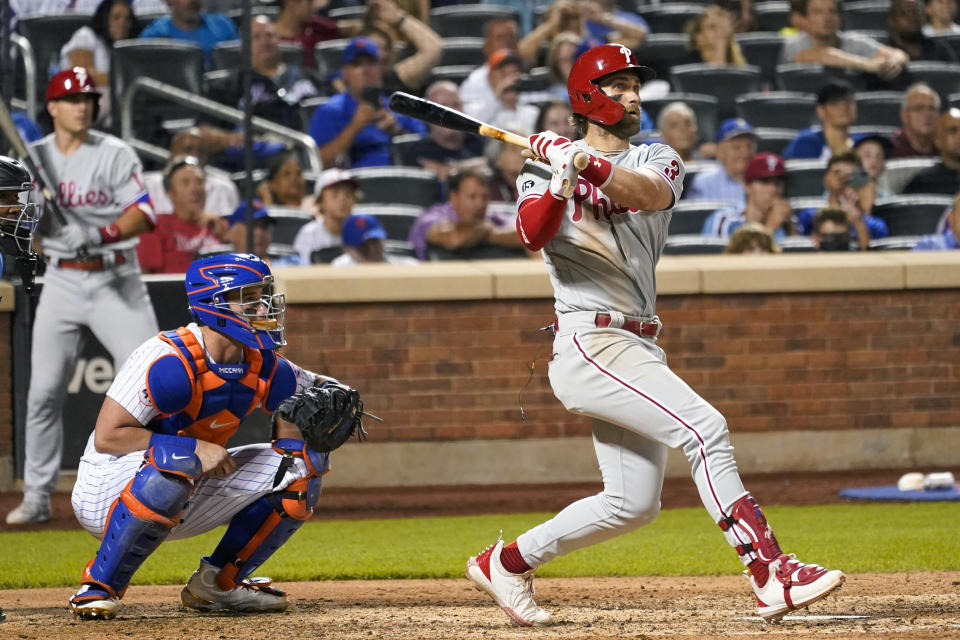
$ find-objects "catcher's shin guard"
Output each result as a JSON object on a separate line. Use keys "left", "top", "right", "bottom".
{"left": 80, "top": 444, "right": 201, "bottom": 598}
{"left": 717, "top": 495, "right": 783, "bottom": 566}
{"left": 208, "top": 439, "right": 327, "bottom": 590}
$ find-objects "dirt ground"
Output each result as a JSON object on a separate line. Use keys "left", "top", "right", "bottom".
{"left": 1, "top": 468, "right": 958, "bottom": 639}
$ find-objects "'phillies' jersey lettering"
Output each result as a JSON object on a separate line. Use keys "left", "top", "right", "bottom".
{"left": 572, "top": 179, "right": 637, "bottom": 222}
{"left": 58, "top": 180, "right": 110, "bottom": 208}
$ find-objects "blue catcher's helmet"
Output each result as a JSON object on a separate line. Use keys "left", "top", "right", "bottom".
{"left": 184, "top": 253, "right": 286, "bottom": 350}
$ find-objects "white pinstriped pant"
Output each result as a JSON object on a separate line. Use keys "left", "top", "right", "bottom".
{"left": 71, "top": 435, "right": 315, "bottom": 540}
{"left": 517, "top": 311, "right": 750, "bottom": 567}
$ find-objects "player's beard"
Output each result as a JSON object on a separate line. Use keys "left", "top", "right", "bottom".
{"left": 597, "top": 112, "right": 643, "bottom": 141}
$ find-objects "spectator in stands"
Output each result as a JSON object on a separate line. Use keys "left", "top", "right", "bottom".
{"left": 293, "top": 168, "right": 359, "bottom": 264}
{"left": 904, "top": 108, "right": 960, "bottom": 193}
{"left": 256, "top": 151, "right": 315, "bottom": 213}
{"left": 308, "top": 36, "right": 427, "bottom": 168}
{"left": 355, "top": 0, "right": 443, "bottom": 93}
{"left": 408, "top": 169, "right": 522, "bottom": 260}
{"left": 719, "top": 0, "right": 755, "bottom": 33}
{"left": 891, "top": 82, "right": 942, "bottom": 157}
{"left": 518, "top": 1, "right": 647, "bottom": 63}
{"left": 140, "top": 0, "right": 238, "bottom": 69}
{"left": 685, "top": 118, "right": 757, "bottom": 207}
{"left": 215, "top": 16, "right": 319, "bottom": 132}
{"left": 923, "top": 0, "right": 960, "bottom": 35}
{"left": 888, "top": 0, "right": 959, "bottom": 62}
{"left": 681, "top": 5, "right": 748, "bottom": 66}
{"left": 784, "top": 79, "right": 867, "bottom": 160}
{"left": 780, "top": 0, "right": 909, "bottom": 82}
{"left": 782, "top": 0, "right": 808, "bottom": 37}
{"left": 796, "top": 152, "right": 889, "bottom": 248}
{"left": 274, "top": 0, "right": 341, "bottom": 69}
{"left": 13, "top": 0, "right": 164, "bottom": 24}
{"left": 810, "top": 207, "right": 855, "bottom": 250}
{"left": 142, "top": 127, "right": 239, "bottom": 217}
{"left": 486, "top": 133, "right": 528, "bottom": 202}
{"left": 535, "top": 100, "right": 577, "bottom": 141}
{"left": 402, "top": 81, "right": 487, "bottom": 181}
{"left": 702, "top": 152, "right": 793, "bottom": 239}
{"left": 657, "top": 102, "right": 712, "bottom": 162}
{"left": 331, "top": 213, "right": 419, "bottom": 266}
{"left": 462, "top": 49, "right": 539, "bottom": 133}
{"left": 137, "top": 156, "right": 224, "bottom": 273}
{"left": 724, "top": 222, "right": 781, "bottom": 253}
{"left": 13, "top": 111, "right": 43, "bottom": 144}
{"left": 460, "top": 17, "right": 520, "bottom": 104}
{"left": 60, "top": 0, "right": 142, "bottom": 125}
{"left": 914, "top": 192, "right": 960, "bottom": 248}
{"left": 544, "top": 31, "right": 583, "bottom": 101}
{"left": 228, "top": 199, "right": 274, "bottom": 260}
{"left": 853, "top": 134, "right": 893, "bottom": 198}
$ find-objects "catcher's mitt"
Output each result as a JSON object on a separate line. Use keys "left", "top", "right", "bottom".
{"left": 273, "top": 382, "right": 367, "bottom": 452}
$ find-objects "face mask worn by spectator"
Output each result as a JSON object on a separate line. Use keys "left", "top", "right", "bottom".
{"left": 819, "top": 232, "right": 851, "bottom": 251}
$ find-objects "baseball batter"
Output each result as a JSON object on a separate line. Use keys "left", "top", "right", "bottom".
{"left": 69, "top": 253, "right": 343, "bottom": 619}
{"left": 466, "top": 44, "right": 846, "bottom": 626}
{"left": 5, "top": 68, "right": 159, "bottom": 525}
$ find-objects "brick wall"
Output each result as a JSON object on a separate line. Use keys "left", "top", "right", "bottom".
{"left": 280, "top": 289, "right": 960, "bottom": 442}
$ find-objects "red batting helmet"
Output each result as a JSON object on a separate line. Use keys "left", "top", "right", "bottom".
{"left": 568, "top": 43, "right": 655, "bottom": 126}
{"left": 45, "top": 67, "right": 100, "bottom": 102}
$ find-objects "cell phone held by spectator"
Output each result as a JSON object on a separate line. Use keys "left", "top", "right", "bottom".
{"left": 361, "top": 86, "right": 383, "bottom": 108}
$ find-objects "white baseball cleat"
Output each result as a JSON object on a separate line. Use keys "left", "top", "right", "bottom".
{"left": 748, "top": 553, "right": 846, "bottom": 622}
{"left": 5, "top": 499, "right": 50, "bottom": 525}
{"left": 69, "top": 584, "right": 119, "bottom": 620}
{"left": 180, "top": 560, "right": 288, "bottom": 613}
{"left": 466, "top": 538, "right": 553, "bottom": 627}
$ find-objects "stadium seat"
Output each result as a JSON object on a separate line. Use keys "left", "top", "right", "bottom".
{"left": 669, "top": 200, "right": 730, "bottom": 235}
{"left": 870, "top": 195, "right": 953, "bottom": 236}
{"left": 682, "top": 159, "right": 717, "bottom": 194}
{"left": 882, "top": 157, "right": 940, "bottom": 194}
{"left": 636, "top": 33, "right": 690, "bottom": 78}
{"left": 780, "top": 236, "right": 817, "bottom": 252}
{"left": 299, "top": 95, "right": 332, "bottom": 131}
{"left": 736, "top": 32, "right": 785, "bottom": 87}
{"left": 428, "top": 65, "right": 477, "bottom": 86}
{"left": 427, "top": 243, "right": 528, "bottom": 260}
{"left": 848, "top": 29, "right": 891, "bottom": 46}
{"left": 327, "top": 6, "right": 367, "bottom": 20}
{"left": 266, "top": 207, "right": 314, "bottom": 245}
{"left": 226, "top": 4, "right": 280, "bottom": 27}
{"left": 753, "top": 1, "right": 791, "bottom": 31}
{"left": 670, "top": 64, "right": 763, "bottom": 120}
{"left": 755, "top": 127, "right": 799, "bottom": 155}
{"left": 384, "top": 239, "right": 418, "bottom": 259}
{"left": 843, "top": 1, "right": 892, "bottom": 32}
{"left": 868, "top": 235, "right": 922, "bottom": 250}
{"left": 641, "top": 93, "right": 719, "bottom": 144}
{"left": 735, "top": 91, "right": 818, "bottom": 129}
{"left": 775, "top": 63, "right": 867, "bottom": 93}
{"left": 352, "top": 204, "right": 424, "bottom": 241}
{"left": 429, "top": 5, "right": 520, "bottom": 39}
{"left": 638, "top": 4, "right": 704, "bottom": 34}
{"left": 784, "top": 159, "right": 827, "bottom": 198}
{"left": 905, "top": 62, "right": 960, "bottom": 101}
{"left": 111, "top": 39, "right": 204, "bottom": 142}
{"left": 437, "top": 37, "right": 486, "bottom": 67}
{"left": 391, "top": 133, "right": 425, "bottom": 166}
{"left": 662, "top": 235, "right": 728, "bottom": 254}
{"left": 930, "top": 33, "right": 960, "bottom": 60}
{"left": 17, "top": 13, "right": 92, "bottom": 95}
{"left": 311, "top": 245, "right": 343, "bottom": 264}
{"left": 856, "top": 91, "right": 905, "bottom": 127}
{"left": 211, "top": 40, "right": 305, "bottom": 72}
{"left": 314, "top": 39, "right": 350, "bottom": 77}
{"left": 352, "top": 167, "right": 439, "bottom": 208}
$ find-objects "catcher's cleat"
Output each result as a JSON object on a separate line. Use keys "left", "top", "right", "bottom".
{"left": 181, "top": 560, "right": 288, "bottom": 613}
{"left": 748, "top": 553, "right": 846, "bottom": 622}
{"left": 69, "top": 584, "right": 119, "bottom": 620}
{"left": 466, "top": 537, "right": 553, "bottom": 627}
{"left": 5, "top": 499, "right": 50, "bottom": 525}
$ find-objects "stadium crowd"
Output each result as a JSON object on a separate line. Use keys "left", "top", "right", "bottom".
{"left": 8, "top": 0, "right": 960, "bottom": 270}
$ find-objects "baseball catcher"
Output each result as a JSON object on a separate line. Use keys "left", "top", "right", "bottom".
{"left": 272, "top": 382, "right": 368, "bottom": 452}
{"left": 0, "top": 155, "right": 39, "bottom": 293}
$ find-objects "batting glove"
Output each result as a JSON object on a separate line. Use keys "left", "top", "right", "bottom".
{"left": 56, "top": 224, "right": 103, "bottom": 252}
{"left": 529, "top": 132, "right": 577, "bottom": 172}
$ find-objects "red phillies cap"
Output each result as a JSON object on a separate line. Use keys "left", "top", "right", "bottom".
{"left": 744, "top": 152, "right": 786, "bottom": 182}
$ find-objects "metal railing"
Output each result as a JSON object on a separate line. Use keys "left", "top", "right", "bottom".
{"left": 119, "top": 76, "right": 321, "bottom": 175}
{"left": 9, "top": 34, "right": 37, "bottom": 118}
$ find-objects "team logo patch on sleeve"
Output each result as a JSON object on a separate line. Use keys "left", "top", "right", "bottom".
{"left": 139, "top": 387, "right": 153, "bottom": 407}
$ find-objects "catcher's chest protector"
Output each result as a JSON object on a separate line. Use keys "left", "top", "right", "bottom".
{"left": 151, "top": 328, "right": 277, "bottom": 446}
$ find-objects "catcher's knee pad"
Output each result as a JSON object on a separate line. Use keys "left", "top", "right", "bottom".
{"left": 82, "top": 444, "right": 201, "bottom": 598}
{"left": 208, "top": 440, "right": 325, "bottom": 590}
{"left": 717, "top": 495, "right": 783, "bottom": 564}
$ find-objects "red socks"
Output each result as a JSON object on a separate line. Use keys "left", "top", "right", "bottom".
{"left": 749, "top": 559, "right": 770, "bottom": 587}
{"left": 500, "top": 541, "right": 533, "bottom": 574}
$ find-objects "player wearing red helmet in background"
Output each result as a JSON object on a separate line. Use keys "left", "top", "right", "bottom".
{"left": 465, "top": 44, "right": 846, "bottom": 627}
{"left": 5, "top": 67, "right": 159, "bottom": 526}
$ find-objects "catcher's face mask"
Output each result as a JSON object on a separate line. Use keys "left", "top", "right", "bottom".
{"left": 0, "top": 185, "right": 39, "bottom": 257}
{"left": 217, "top": 277, "right": 287, "bottom": 348}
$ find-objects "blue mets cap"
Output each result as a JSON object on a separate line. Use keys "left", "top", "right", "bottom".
{"left": 228, "top": 200, "right": 273, "bottom": 227}
{"left": 342, "top": 37, "right": 381, "bottom": 65}
{"left": 342, "top": 214, "right": 387, "bottom": 247}
{"left": 715, "top": 117, "right": 756, "bottom": 143}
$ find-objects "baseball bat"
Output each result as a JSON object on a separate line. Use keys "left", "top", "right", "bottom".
{"left": 388, "top": 91, "right": 590, "bottom": 172}
{"left": 0, "top": 97, "right": 69, "bottom": 228}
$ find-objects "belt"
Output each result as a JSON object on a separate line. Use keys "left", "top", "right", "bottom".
{"left": 48, "top": 251, "right": 127, "bottom": 271}
{"left": 553, "top": 312, "right": 662, "bottom": 338}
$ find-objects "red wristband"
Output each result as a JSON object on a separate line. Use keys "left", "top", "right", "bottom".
{"left": 580, "top": 154, "right": 614, "bottom": 188}
{"left": 98, "top": 223, "right": 122, "bottom": 244}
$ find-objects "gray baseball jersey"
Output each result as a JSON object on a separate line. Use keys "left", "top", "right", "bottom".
{"left": 31, "top": 130, "right": 151, "bottom": 258}
{"left": 516, "top": 140, "right": 685, "bottom": 318}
